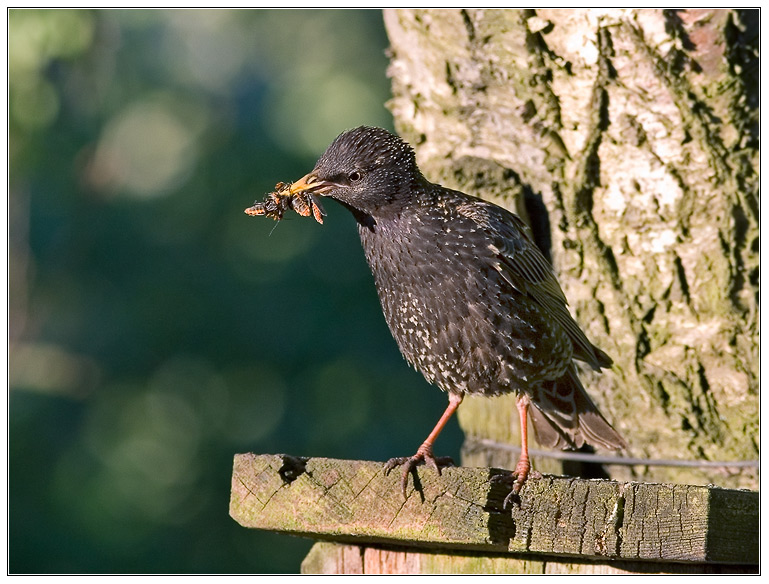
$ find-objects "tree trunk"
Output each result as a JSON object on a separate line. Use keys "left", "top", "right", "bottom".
{"left": 384, "top": 8, "right": 758, "bottom": 490}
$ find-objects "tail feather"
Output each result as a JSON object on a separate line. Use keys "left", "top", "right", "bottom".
{"left": 574, "top": 342, "right": 613, "bottom": 371}
{"left": 528, "top": 366, "right": 626, "bottom": 451}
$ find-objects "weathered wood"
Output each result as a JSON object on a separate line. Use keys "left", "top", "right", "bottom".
{"left": 301, "top": 542, "right": 544, "bottom": 574}
{"left": 230, "top": 454, "right": 758, "bottom": 566}
{"left": 301, "top": 542, "right": 758, "bottom": 575}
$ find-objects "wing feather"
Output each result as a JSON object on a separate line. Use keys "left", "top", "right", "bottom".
{"left": 457, "top": 200, "right": 611, "bottom": 370}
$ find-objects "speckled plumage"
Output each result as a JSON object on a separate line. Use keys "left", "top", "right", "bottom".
{"left": 288, "top": 126, "right": 626, "bottom": 493}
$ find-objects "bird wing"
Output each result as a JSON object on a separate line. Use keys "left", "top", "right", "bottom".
{"left": 456, "top": 199, "right": 611, "bottom": 370}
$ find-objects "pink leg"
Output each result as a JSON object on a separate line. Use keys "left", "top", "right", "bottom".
{"left": 385, "top": 393, "right": 463, "bottom": 497}
{"left": 500, "top": 395, "right": 538, "bottom": 508}
{"left": 512, "top": 394, "right": 532, "bottom": 492}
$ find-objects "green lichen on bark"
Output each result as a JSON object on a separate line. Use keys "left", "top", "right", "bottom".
{"left": 384, "top": 8, "right": 757, "bottom": 490}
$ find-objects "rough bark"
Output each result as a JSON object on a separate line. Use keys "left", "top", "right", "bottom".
{"left": 384, "top": 9, "right": 758, "bottom": 489}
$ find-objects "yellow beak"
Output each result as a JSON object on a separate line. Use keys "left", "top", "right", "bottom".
{"left": 289, "top": 173, "right": 336, "bottom": 195}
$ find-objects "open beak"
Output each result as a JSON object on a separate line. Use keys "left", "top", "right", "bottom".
{"left": 289, "top": 172, "right": 337, "bottom": 196}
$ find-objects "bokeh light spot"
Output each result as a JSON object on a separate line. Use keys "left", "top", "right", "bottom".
{"left": 267, "top": 73, "right": 390, "bottom": 157}
{"left": 11, "top": 77, "right": 59, "bottom": 130}
{"left": 220, "top": 364, "right": 287, "bottom": 444}
{"left": 86, "top": 96, "right": 207, "bottom": 198}
{"left": 310, "top": 359, "right": 373, "bottom": 447}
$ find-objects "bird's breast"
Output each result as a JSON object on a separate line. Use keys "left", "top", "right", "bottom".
{"left": 358, "top": 211, "right": 570, "bottom": 396}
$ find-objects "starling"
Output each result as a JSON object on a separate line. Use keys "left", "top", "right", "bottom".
{"left": 285, "top": 126, "right": 626, "bottom": 497}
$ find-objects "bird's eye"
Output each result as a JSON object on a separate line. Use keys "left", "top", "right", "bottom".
{"left": 348, "top": 171, "right": 362, "bottom": 182}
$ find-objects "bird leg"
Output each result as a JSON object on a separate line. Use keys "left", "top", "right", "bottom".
{"left": 385, "top": 392, "right": 463, "bottom": 497}
{"left": 500, "top": 394, "right": 539, "bottom": 508}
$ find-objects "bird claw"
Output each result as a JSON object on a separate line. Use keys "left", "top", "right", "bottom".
{"left": 384, "top": 447, "right": 455, "bottom": 498}
{"left": 492, "top": 460, "right": 540, "bottom": 509}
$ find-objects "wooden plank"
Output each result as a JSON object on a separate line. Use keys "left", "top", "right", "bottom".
{"left": 300, "top": 543, "right": 759, "bottom": 575}
{"left": 230, "top": 453, "right": 758, "bottom": 565}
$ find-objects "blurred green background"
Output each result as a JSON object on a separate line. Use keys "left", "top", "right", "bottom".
{"left": 9, "top": 9, "right": 462, "bottom": 573}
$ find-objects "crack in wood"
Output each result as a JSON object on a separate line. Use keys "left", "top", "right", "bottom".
{"left": 231, "top": 454, "right": 757, "bottom": 565}
{"left": 352, "top": 469, "right": 380, "bottom": 500}
{"left": 387, "top": 494, "right": 411, "bottom": 529}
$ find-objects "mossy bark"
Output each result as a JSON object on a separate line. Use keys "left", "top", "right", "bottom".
{"left": 384, "top": 9, "right": 758, "bottom": 489}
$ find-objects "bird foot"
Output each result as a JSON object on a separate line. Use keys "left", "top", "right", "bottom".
{"left": 384, "top": 443, "right": 455, "bottom": 498}
{"left": 492, "top": 458, "right": 541, "bottom": 509}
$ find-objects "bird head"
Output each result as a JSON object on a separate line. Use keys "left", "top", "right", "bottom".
{"left": 288, "top": 126, "right": 422, "bottom": 218}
